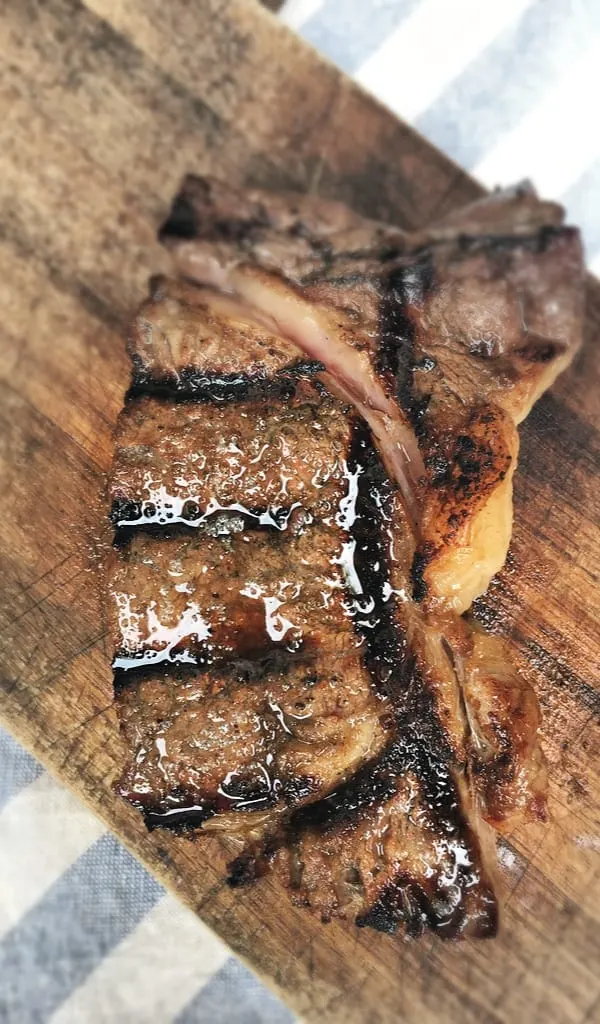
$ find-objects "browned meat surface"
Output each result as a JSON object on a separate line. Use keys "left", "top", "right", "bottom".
{"left": 159, "top": 175, "right": 406, "bottom": 285}
{"left": 416, "top": 404, "right": 519, "bottom": 612}
{"left": 128, "top": 275, "right": 321, "bottom": 400}
{"left": 456, "top": 625, "right": 547, "bottom": 828}
{"left": 162, "top": 179, "right": 424, "bottom": 527}
{"left": 402, "top": 220, "right": 583, "bottom": 609}
{"left": 110, "top": 382, "right": 352, "bottom": 528}
{"left": 415, "top": 181, "right": 564, "bottom": 241}
{"left": 224, "top": 429, "right": 501, "bottom": 935}
{"left": 106, "top": 177, "right": 585, "bottom": 939}
{"left": 268, "top": 758, "right": 497, "bottom": 938}
{"left": 115, "top": 650, "right": 391, "bottom": 830}
{"left": 384, "top": 485, "right": 547, "bottom": 828}
{"left": 163, "top": 177, "right": 584, "bottom": 607}
{"left": 409, "top": 226, "right": 584, "bottom": 426}
{"left": 109, "top": 454, "right": 394, "bottom": 832}
{"left": 109, "top": 521, "right": 360, "bottom": 670}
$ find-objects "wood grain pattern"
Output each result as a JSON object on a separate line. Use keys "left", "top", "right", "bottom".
{"left": 0, "top": 2, "right": 598, "bottom": 1021}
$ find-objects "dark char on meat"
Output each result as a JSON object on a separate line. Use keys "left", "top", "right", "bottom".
{"left": 106, "top": 178, "right": 584, "bottom": 938}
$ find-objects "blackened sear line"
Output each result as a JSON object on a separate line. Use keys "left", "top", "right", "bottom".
{"left": 379, "top": 254, "right": 436, "bottom": 436}
{"left": 112, "top": 520, "right": 204, "bottom": 546}
{"left": 288, "top": 674, "right": 459, "bottom": 836}
{"left": 449, "top": 225, "right": 571, "bottom": 257}
{"left": 142, "top": 784, "right": 280, "bottom": 834}
{"left": 111, "top": 505, "right": 291, "bottom": 542}
{"left": 126, "top": 359, "right": 325, "bottom": 405}
{"left": 110, "top": 498, "right": 141, "bottom": 531}
{"left": 290, "top": 424, "right": 457, "bottom": 835}
{"left": 112, "top": 662, "right": 202, "bottom": 694}
{"left": 143, "top": 806, "right": 214, "bottom": 833}
{"left": 356, "top": 871, "right": 498, "bottom": 939}
{"left": 410, "top": 548, "right": 429, "bottom": 602}
{"left": 286, "top": 426, "right": 473, "bottom": 876}
{"left": 347, "top": 421, "right": 405, "bottom": 701}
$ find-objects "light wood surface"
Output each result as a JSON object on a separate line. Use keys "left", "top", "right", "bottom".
{"left": 0, "top": 2, "right": 598, "bottom": 1022}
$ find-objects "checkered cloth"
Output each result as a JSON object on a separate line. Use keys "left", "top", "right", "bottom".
{"left": 2, "top": 1, "right": 599, "bottom": 1020}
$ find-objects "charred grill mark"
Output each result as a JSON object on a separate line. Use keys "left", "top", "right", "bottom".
{"left": 112, "top": 662, "right": 201, "bottom": 693}
{"left": 379, "top": 256, "right": 436, "bottom": 436}
{"left": 379, "top": 265, "right": 416, "bottom": 419}
{"left": 137, "top": 779, "right": 280, "bottom": 832}
{"left": 356, "top": 872, "right": 498, "bottom": 939}
{"left": 126, "top": 359, "right": 324, "bottom": 404}
{"left": 112, "top": 519, "right": 204, "bottom": 543}
{"left": 111, "top": 516, "right": 244, "bottom": 547}
{"left": 112, "top": 645, "right": 317, "bottom": 696}
{"left": 410, "top": 548, "right": 430, "bottom": 602}
{"left": 255, "top": 425, "right": 495, "bottom": 936}
{"left": 282, "top": 776, "right": 321, "bottom": 805}
{"left": 111, "top": 503, "right": 293, "bottom": 536}
{"left": 347, "top": 423, "right": 402, "bottom": 700}
{"left": 142, "top": 806, "right": 215, "bottom": 833}
{"left": 287, "top": 670, "right": 459, "bottom": 837}
{"left": 450, "top": 226, "right": 571, "bottom": 256}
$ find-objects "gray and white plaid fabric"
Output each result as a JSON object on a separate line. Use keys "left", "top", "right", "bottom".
{"left": 2, "top": 2, "right": 599, "bottom": 1020}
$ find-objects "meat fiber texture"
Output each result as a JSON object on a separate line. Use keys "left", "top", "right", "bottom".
{"left": 106, "top": 179, "right": 584, "bottom": 938}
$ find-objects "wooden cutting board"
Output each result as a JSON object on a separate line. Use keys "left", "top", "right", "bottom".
{"left": 0, "top": 2, "right": 598, "bottom": 1021}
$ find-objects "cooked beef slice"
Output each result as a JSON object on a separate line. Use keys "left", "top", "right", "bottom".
{"left": 128, "top": 275, "right": 322, "bottom": 400}
{"left": 161, "top": 181, "right": 425, "bottom": 525}
{"left": 108, "top": 520, "right": 365, "bottom": 670}
{"left": 269, "top": 756, "right": 498, "bottom": 939}
{"left": 395, "top": 223, "right": 583, "bottom": 608}
{"left": 416, "top": 181, "right": 564, "bottom": 242}
{"left": 232, "top": 598, "right": 498, "bottom": 938}
{"left": 107, "top": 180, "right": 583, "bottom": 938}
{"left": 160, "top": 182, "right": 581, "bottom": 593}
{"left": 375, "top": 445, "right": 547, "bottom": 828}
{"left": 247, "top": 428, "right": 542, "bottom": 934}
{"left": 110, "top": 382, "right": 353, "bottom": 528}
{"left": 159, "top": 174, "right": 407, "bottom": 285}
{"left": 455, "top": 625, "right": 547, "bottom": 828}
{"left": 115, "top": 649, "right": 392, "bottom": 829}
{"left": 240, "top": 429, "right": 497, "bottom": 937}
{"left": 406, "top": 226, "right": 584, "bottom": 427}
{"left": 163, "top": 179, "right": 583, "bottom": 590}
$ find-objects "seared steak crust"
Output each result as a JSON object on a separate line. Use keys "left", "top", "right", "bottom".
{"left": 111, "top": 382, "right": 352, "bottom": 528}
{"left": 164, "top": 177, "right": 583, "bottom": 608}
{"left": 116, "top": 648, "right": 391, "bottom": 832}
{"left": 107, "top": 178, "right": 584, "bottom": 939}
{"left": 128, "top": 275, "right": 322, "bottom": 402}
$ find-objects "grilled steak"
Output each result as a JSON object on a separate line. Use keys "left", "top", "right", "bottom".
{"left": 127, "top": 276, "right": 321, "bottom": 401}
{"left": 107, "top": 178, "right": 584, "bottom": 938}
{"left": 164, "top": 178, "right": 583, "bottom": 606}
{"left": 110, "top": 381, "right": 352, "bottom": 528}
{"left": 116, "top": 648, "right": 390, "bottom": 832}
{"left": 110, "top": 520, "right": 368, "bottom": 672}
